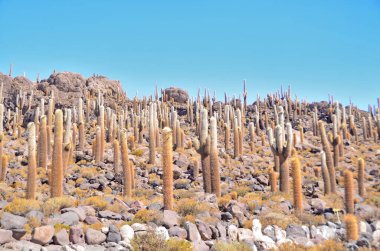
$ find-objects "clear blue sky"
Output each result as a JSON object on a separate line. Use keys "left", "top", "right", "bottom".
{"left": 0, "top": 1, "right": 379, "bottom": 109}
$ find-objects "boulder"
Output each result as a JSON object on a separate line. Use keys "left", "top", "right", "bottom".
{"left": 85, "top": 228, "right": 106, "bottom": 245}
{"left": 164, "top": 87, "right": 189, "bottom": 103}
{"left": 31, "top": 225, "right": 55, "bottom": 245}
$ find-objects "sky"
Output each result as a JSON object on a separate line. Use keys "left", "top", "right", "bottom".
{"left": 0, "top": 1, "right": 379, "bottom": 109}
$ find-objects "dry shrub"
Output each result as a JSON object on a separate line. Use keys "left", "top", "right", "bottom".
{"left": 4, "top": 198, "right": 40, "bottom": 215}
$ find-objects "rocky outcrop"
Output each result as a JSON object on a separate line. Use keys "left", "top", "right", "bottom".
{"left": 164, "top": 87, "right": 189, "bottom": 103}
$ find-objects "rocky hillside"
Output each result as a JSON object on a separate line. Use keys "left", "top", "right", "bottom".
{"left": 0, "top": 72, "right": 379, "bottom": 251}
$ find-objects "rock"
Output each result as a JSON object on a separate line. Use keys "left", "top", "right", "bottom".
{"left": 286, "top": 224, "right": 308, "bottom": 241}
{"left": 98, "top": 210, "right": 122, "bottom": 220}
{"left": 263, "top": 226, "right": 275, "bottom": 241}
{"left": 155, "top": 226, "right": 169, "bottom": 241}
{"left": 228, "top": 225, "right": 238, "bottom": 241}
{"left": 85, "top": 228, "right": 106, "bottom": 245}
{"left": 168, "top": 226, "right": 187, "bottom": 239}
{"left": 273, "top": 225, "right": 287, "bottom": 244}
{"left": 238, "top": 228, "right": 253, "bottom": 241}
{"left": 221, "top": 212, "right": 233, "bottom": 221}
{"left": 61, "top": 207, "right": 86, "bottom": 221}
{"left": 310, "top": 198, "right": 327, "bottom": 214}
{"left": 216, "top": 223, "right": 227, "bottom": 240}
{"left": 164, "top": 87, "right": 189, "bottom": 103}
{"left": 192, "top": 240, "right": 209, "bottom": 251}
{"left": 69, "top": 226, "right": 85, "bottom": 244}
{"left": 162, "top": 210, "right": 180, "bottom": 228}
{"left": 26, "top": 210, "right": 44, "bottom": 223}
{"left": 252, "top": 219, "right": 263, "bottom": 240}
{"left": 185, "top": 222, "right": 201, "bottom": 241}
{"left": 3, "top": 240, "right": 42, "bottom": 251}
{"left": 196, "top": 220, "right": 212, "bottom": 240}
{"left": 310, "top": 225, "right": 336, "bottom": 240}
{"left": 107, "top": 225, "right": 121, "bottom": 243}
{"left": 373, "top": 230, "right": 380, "bottom": 246}
{"left": 0, "top": 212, "right": 27, "bottom": 230}
{"left": 47, "top": 72, "right": 85, "bottom": 93}
{"left": 359, "top": 221, "right": 372, "bottom": 234}
{"left": 84, "top": 216, "right": 100, "bottom": 225}
{"left": 256, "top": 175, "right": 269, "bottom": 186}
{"left": 0, "top": 229, "right": 14, "bottom": 244}
{"left": 131, "top": 223, "right": 148, "bottom": 233}
{"left": 120, "top": 224, "right": 134, "bottom": 242}
{"left": 59, "top": 212, "right": 80, "bottom": 226}
{"left": 31, "top": 225, "right": 55, "bottom": 245}
{"left": 53, "top": 229, "right": 70, "bottom": 246}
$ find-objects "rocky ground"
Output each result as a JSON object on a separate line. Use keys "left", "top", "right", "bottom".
{"left": 0, "top": 71, "right": 379, "bottom": 251}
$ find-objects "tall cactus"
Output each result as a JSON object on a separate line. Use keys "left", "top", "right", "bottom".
{"left": 51, "top": 109, "right": 63, "bottom": 197}
{"left": 318, "top": 121, "right": 336, "bottom": 193}
{"left": 269, "top": 169, "right": 277, "bottom": 192}
{"left": 320, "top": 151, "right": 331, "bottom": 195}
{"left": 0, "top": 104, "right": 4, "bottom": 175}
{"left": 149, "top": 104, "right": 155, "bottom": 164}
{"left": 121, "top": 129, "right": 132, "bottom": 197}
{"left": 291, "top": 156, "right": 303, "bottom": 213}
{"left": 345, "top": 214, "right": 359, "bottom": 241}
{"left": 26, "top": 122, "right": 37, "bottom": 200}
{"left": 268, "top": 122, "right": 293, "bottom": 193}
{"left": 233, "top": 117, "right": 240, "bottom": 158}
{"left": 344, "top": 170, "right": 354, "bottom": 214}
{"left": 249, "top": 122, "right": 255, "bottom": 152}
{"left": 0, "top": 155, "right": 8, "bottom": 182}
{"left": 162, "top": 127, "right": 174, "bottom": 209}
{"left": 78, "top": 98, "right": 85, "bottom": 151}
{"left": 63, "top": 109, "right": 72, "bottom": 171}
{"left": 113, "top": 140, "right": 120, "bottom": 174}
{"left": 358, "top": 158, "right": 365, "bottom": 197}
{"left": 210, "top": 117, "right": 221, "bottom": 197}
{"left": 199, "top": 108, "right": 211, "bottom": 193}
{"left": 38, "top": 115, "right": 48, "bottom": 171}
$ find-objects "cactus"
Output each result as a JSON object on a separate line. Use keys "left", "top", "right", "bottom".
{"left": 121, "top": 129, "right": 132, "bottom": 197}
{"left": 51, "top": 109, "right": 64, "bottom": 197}
{"left": 210, "top": 117, "right": 221, "bottom": 197}
{"left": 63, "top": 109, "right": 72, "bottom": 171}
{"left": 47, "top": 98, "right": 54, "bottom": 154}
{"left": 37, "top": 115, "right": 48, "bottom": 171}
{"left": 224, "top": 123, "right": 230, "bottom": 153}
{"left": 192, "top": 157, "right": 199, "bottom": 179}
{"left": 98, "top": 106, "right": 105, "bottom": 162}
{"left": 199, "top": 108, "right": 211, "bottom": 193}
{"left": 113, "top": 140, "right": 120, "bottom": 174}
{"left": 26, "top": 122, "right": 37, "bottom": 199}
{"left": 291, "top": 156, "right": 303, "bottom": 213}
{"left": 78, "top": 98, "right": 85, "bottom": 151}
{"left": 95, "top": 126, "right": 102, "bottom": 163}
{"left": 130, "top": 160, "right": 135, "bottom": 189}
{"left": 0, "top": 104, "right": 4, "bottom": 175}
{"left": 332, "top": 115, "right": 340, "bottom": 167}
{"left": 318, "top": 121, "right": 336, "bottom": 193}
{"left": 249, "top": 122, "right": 255, "bottom": 152}
{"left": 320, "top": 151, "right": 331, "bottom": 195}
{"left": 268, "top": 121, "right": 293, "bottom": 193}
{"left": 269, "top": 169, "right": 277, "bottom": 192}
{"left": 299, "top": 125, "right": 304, "bottom": 144}
{"left": 0, "top": 155, "right": 8, "bottom": 182}
{"left": 149, "top": 104, "right": 155, "bottom": 164}
{"left": 358, "top": 158, "right": 365, "bottom": 197}
{"left": 362, "top": 117, "right": 367, "bottom": 141}
{"left": 344, "top": 170, "right": 354, "bottom": 214}
{"left": 162, "top": 127, "right": 174, "bottom": 209}
{"left": 345, "top": 214, "right": 359, "bottom": 241}
{"left": 233, "top": 117, "right": 239, "bottom": 158}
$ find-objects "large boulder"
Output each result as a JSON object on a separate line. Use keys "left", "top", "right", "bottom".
{"left": 47, "top": 72, "right": 85, "bottom": 93}
{"left": 164, "top": 87, "right": 189, "bottom": 103}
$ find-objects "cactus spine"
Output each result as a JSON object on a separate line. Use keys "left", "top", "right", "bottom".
{"left": 344, "top": 170, "right": 354, "bottom": 214}
{"left": 121, "top": 130, "right": 132, "bottom": 197}
{"left": 318, "top": 121, "right": 336, "bottom": 193}
{"left": 51, "top": 109, "right": 63, "bottom": 197}
{"left": 26, "top": 122, "right": 37, "bottom": 199}
{"left": 345, "top": 214, "right": 359, "bottom": 241}
{"left": 162, "top": 127, "right": 174, "bottom": 210}
{"left": 210, "top": 117, "right": 221, "bottom": 197}
{"left": 291, "top": 156, "right": 303, "bottom": 213}
{"left": 358, "top": 158, "right": 365, "bottom": 197}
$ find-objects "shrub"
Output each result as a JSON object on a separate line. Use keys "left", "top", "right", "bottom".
{"left": 213, "top": 241, "right": 253, "bottom": 251}
{"left": 176, "top": 198, "right": 200, "bottom": 217}
{"left": 82, "top": 196, "right": 108, "bottom": 211}
{"left": 131, "top": 231, "right": 166, "bottom": 251}
{"left": 4, "top": 198, "right": 41, "bottom": 215}
{"left": 166, "top": 238, "right": 193, "bottom": 251}
{"left": 54, "top": 223, "right": 70, "bottom": 233}
{"left": 80, "top": 167, "right": 98, "bottom": 179}
{"left": 133, "top": 209, "right": 161, "bottom": 224}
{"left": 43, "top": 196, "right": 77, "bottom": 216}
{"left": 131, "top": 149, "right": 144, "bottom": 157}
